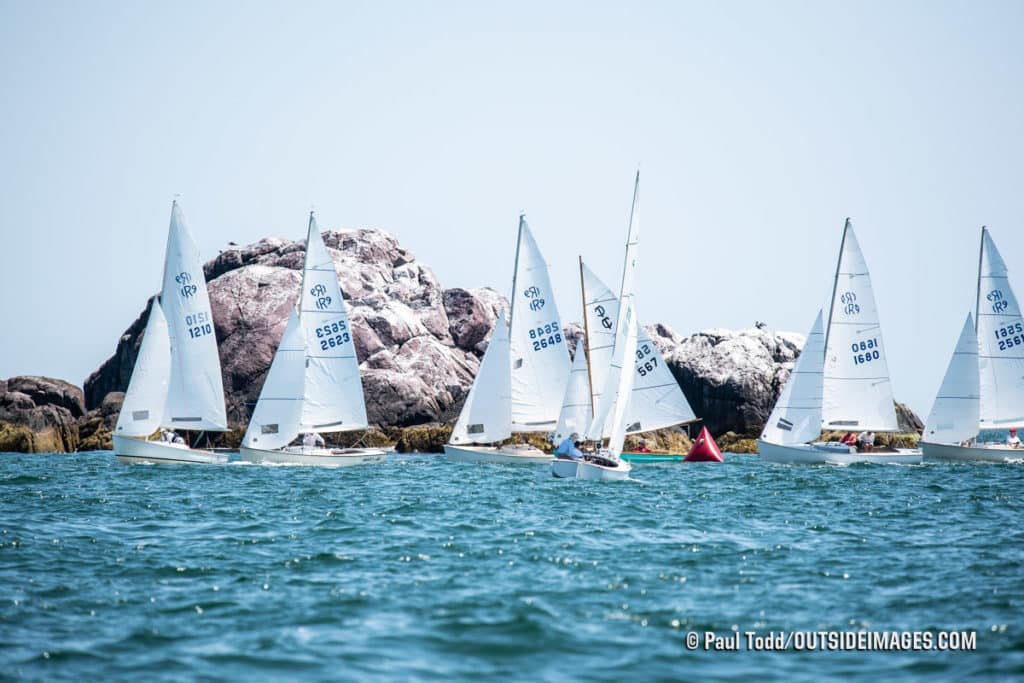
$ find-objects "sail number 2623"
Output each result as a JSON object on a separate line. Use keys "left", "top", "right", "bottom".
{"left": 995, "top": 322, "right": 1024, "bottom": 351}
{"left": 316, "top": 320, "right": 350, "bottom": 350}
{"left": 529, "top": 321, "right": 563, "bottom": 351}
{"left": 852, "top": 338, "right": 880, "bottom": 365}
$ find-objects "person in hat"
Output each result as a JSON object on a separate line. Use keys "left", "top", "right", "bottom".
{"left": 1008, "top": 428, "right": 1021, "bottom": 448}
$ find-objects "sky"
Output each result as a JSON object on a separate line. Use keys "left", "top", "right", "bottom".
{"left": 1, "top": 0, "right": 1023, "bottom": 416}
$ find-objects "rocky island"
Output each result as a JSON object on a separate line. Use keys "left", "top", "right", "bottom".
{"left": 0, "top": 227, "right": 922, "bottom": 454}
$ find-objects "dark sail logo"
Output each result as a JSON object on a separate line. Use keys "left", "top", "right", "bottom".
{"left": 175, "top": 272, "right": 197, "bottom": 298}
{"left": 523, "top": 285, "right": 545, "bottom": 311}
{"left": 840, "top": 291, "right": 860, "bottom": 316}
{"left": 310, "top": 283, "right": 331, "bottom": 310}
{"left": 594, "top": 304, "right": 613, "bottom": 330}
{"left": 988, "top": 289, "right": 1008, "bottom": 313}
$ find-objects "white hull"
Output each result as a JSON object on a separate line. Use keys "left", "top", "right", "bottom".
{"left": 758, "top": 439, "right": 922, "bottom": 465}
{"left": 550, "top": 458, "right": 579, "bottom": 478}
{"left": 113, "top": 435, "right": 228, "bottom": 465}
{"left": 443, "top": 444, "right": 553, "bottom": 465}
{"left": 920, "top": 441, "right": 1024, "bottom": 463}
{"left": 550, "top": 454, "right": 632, "bottom": 480}
{"left": 237, "top": 445, "right": 387, "bottom": 467}
{"left": 575, "top": 458, "right": 632, "bottom": 481}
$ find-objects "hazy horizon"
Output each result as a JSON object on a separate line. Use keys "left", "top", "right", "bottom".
{"left": 2, "top": 0, "right": 1023, "bottom": 417}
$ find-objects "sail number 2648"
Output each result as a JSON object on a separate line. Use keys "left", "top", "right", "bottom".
{"left": 995, "top": 322, "right": 1024, "bottom": 351}
{"left": 316, "top": 320, "right": 350, "bottom": 350}
{"left": 852, "top": 338, "right": 880, "bottom": 365}
{"left": 529, "top": 321, "right": 563, "bottom": 351}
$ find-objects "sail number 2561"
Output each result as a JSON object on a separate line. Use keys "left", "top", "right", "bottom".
{"left": 995, "top": 322, "right": 1024, "bottom": 351}
{"left": 852, "top": 338, "right": 880, "bottom": 365}
{"left": 316, "top": 320, "right": 350, "bottom": 350}
{"left": 529, "top": 321, "right": 563, "bottom": 351}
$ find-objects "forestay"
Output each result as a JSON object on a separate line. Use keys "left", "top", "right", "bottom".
{"left": 821, "top": 220, "right": 899, "bottom": 432}
{"left": 923, "top": 313, "right": 980, "bottom": 444}
{"left": 115, "top": 299, "right": 171, "bottom": 437}
{"left": 508, "top": 217, "right": 571, "bottom": 432}
{"left": 976, "top": 228, "right": 1024, "bottom": 428}
{"left": 581, "top": 264, "right": 695, "bottom": 434}
{"left": 242, "top": 309, "right": 306, "bottom": 450}
{"left": 450, "top": 310, "right": 513, "bottom": 444}
{"left": 761, "top": 310, "right": 825, "bottom": 445}
{"left": 160, "top": 201, "right": 228, "bottom": 431}
{"left": 553, "top": 342, "right": 593, "bottom": 445}
{"left": 299, "top": 214, "right": 368, "bottom": 433}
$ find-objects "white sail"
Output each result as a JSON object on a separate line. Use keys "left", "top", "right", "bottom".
{"left": 762, "top": 310, "right": 826, "bottom": 445}
{"left": 604, "top": 307, "right": 640, "bottom": 457}
{"left": 821, "top": 220, "right": 899, "bottom": 432}
{"left": 976, "top": 227, "right": 1024, "bottom": 428}
{"left": 508, "top": 216, "right": 571, "bottom": 432}
{"left": 160, "top": 201, "right": 228, "bottom": 431}
{"left": 115, "top": 299, "right": 171, "bottom": 437}
{"left": 450, "top": 310, "right": 513, "bottom": 445}
{"left": 553, "top": 341, "right": 593, "bottom": 444}
{"left": 241, "top": 309, "right": 306, "bottom": 450}
{"left": 581, "top": 262, "right": 617, "bottom": 421}
{"left": 298, "top": 213, "right": 368, "bottom": 433}
{"left": 581, "top": 264, "right": 695, "bottom": 434}
{"left": 923, "top": 313, "right": 980, "bottom": 443}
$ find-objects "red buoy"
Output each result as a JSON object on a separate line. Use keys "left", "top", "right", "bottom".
{"left": 684, "top": 426, "right": 724, "bottom": 462}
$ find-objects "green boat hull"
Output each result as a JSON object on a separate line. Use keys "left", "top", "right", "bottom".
{"left": 619, "top": 452, "right": 687, "bottom": 463}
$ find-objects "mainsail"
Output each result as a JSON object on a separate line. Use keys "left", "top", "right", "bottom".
{"left": 298, "top": 214, "right": 368, "bottom": 433}
{"left": 508, "top": 216, "right": 571, "bottom": 432}
{"left": 450, "top": 310, "right": 513, "bottom": 444}
{"left": 115, "top": 299, "right": 171, "bottom": 437}
{"left": 158, "top": 201, "right": 227, "bottom": 431}
{"left": 761, "top": 310, "right": 826, "bottom": 445}
{"left": 241, "top": 309, "right": 306, "bottom": 449}
{"left": 923, "top": 313, "right": 980, "bottom": 443}
{"left": 821, "top": 219, "right": 899, "bottom": 432}
{"left": 976, "top": 227, "right": 1024, "bottom": 428}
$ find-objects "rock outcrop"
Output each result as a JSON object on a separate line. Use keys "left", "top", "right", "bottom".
{"left": 84, "top": 228, "right": 506, "bottom": 430}
{"left": 646, "top": 324, "right": 805, "bottom": 437}
{"left": 0, "top": 376, "right": 85, "bottom": 453}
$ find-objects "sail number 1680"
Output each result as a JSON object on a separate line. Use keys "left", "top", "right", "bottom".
{"left": 852, "top": 338, "right": 880, "bottom": 365}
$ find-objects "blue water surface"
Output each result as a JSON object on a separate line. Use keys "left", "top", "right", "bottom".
{"left": 0, "top": 452, "right": 1021, "bottom": 682}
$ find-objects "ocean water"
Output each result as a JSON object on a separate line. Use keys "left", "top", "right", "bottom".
{"left": 1, "top": 452, "right": 1021, "bottom": 682}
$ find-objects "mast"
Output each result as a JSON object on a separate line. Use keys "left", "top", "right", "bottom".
{"left": 579, "top": 255, "right": 597, "bottom": 416}
{"left": 616, "top": 171, "right": 640, "bottom": 320}
{"left": 509, "top": 214, "right": 525, "bottom": 330}
{"left": 975, "top": 226, "right": 986, "bottom": 333}
{"left": 299, "top": 211, "right": 315, "bottom": 321}
{"left": 823, "top": 217, "right": 850, "bottom": 354}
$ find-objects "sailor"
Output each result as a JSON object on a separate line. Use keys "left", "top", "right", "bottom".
{"left": 161, "top": 428, "right": 179, "bottom": 443}
{"left": 172, "top": 434, "right": 185, "bottom": 445}
{"left": 556, "top": 432, "right": 580, "bottom": 459}
{"left": 1008, "top": 428, "right": 1021, "bottom": 448}
{"left": 856, "top": 430, "right": 875, "bottom": 452}
{"left": 635, "top": 439, "right": 651, "bottom": 453}
{"left": 303, "top": 432, "right": 326, "bottom": 448}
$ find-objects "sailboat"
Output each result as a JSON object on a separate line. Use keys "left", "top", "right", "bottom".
{"left": 443, "top": 216, "right": 571, "bottom": 464}
{"left": 557, "top": 262, "right": 698, "bottom": 462}
{"left": 758, "top": 219, "right": 922, "bottom": 465}
{"left": 921, "top": 227, "right": 1024, "bottom": 462}
{"left": 238, "top": 213, "right": 387, "bottom": 467}
{"left": 113, "top": 201, "right": 229, "bottom": 464}
{"left": 551, "top": 173, "right": 643, "bottom": 481}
